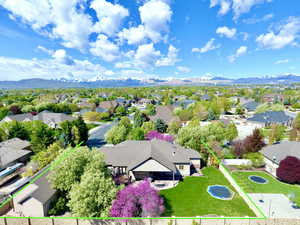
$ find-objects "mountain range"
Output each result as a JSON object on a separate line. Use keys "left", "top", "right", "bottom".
{"left": 0, "top": 74, "right": 300, "bottom": 89}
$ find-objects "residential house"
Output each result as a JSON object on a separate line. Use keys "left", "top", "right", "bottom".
{"left": 201, "top": 94, "right": 212, "bottom": 101}
{"left": 13, "top": 170, "right": 56, "bottom": 217}
{"left": 260, "top": 141, "right": 300, "bottom": 177}
{"left": 243, "top": 101, "right": 260, "bottom": 113}
{"left": 247, "top": 111, "right": 293, "bottom": 127}
{"left": 173, "top": 100, "right": 196, "bottom": 109}
{"left": 99, "top": 139, "right": 201, "bottom": 181}
{"left": 33, "top": 111, "right": 75, "bottom": 128}
{"left": 0, "top": 138, "right": 32, "bottom": 169}
{"left": 1, "top": 111, "right": 75, "bottom": 128}
{"left": 98, "top": 101, "right": 119, "bottom": 112}
{"left": 2, "top": 113, "right": 34, "bottom": 123}
{"left": 149, "top": 105, "right": 179, "bottom": 124}
{"left": 262, "top": 94, "right": 284, "bottom": 103}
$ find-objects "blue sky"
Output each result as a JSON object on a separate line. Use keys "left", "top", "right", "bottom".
{"left": 0, "top": 0, "right": 299, "bottom": 81}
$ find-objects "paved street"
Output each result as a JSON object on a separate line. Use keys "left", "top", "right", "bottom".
{"left": 87, "top": 121, "right": 117, "bottom": 148}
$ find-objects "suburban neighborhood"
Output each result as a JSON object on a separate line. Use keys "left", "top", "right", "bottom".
{"left": 0, "top": 85, "right": 300, "bottom": 222}
{"left": 1, "top": 0, "right": 300, "bottom": 224}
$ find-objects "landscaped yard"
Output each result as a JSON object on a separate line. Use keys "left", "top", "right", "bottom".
{"left": 232, "top": 171, "right": 300, "bottom": 205}
{"left": 159, "top": 167, "right": 255, "bottom": 217}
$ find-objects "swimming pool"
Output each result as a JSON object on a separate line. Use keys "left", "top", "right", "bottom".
{"left": 248, "top": 175, "right": 268, "bottom": 184}
{"left": 207, "top": 185, "right": 234, "bottom": 200}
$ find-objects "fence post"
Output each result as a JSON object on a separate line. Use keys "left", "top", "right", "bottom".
{"left": 51, "top": 218, "right": 54, "bottom": 225}
{"left": 28, "top": 218, "right": 31, "bottom": 225}
{"left": 4, "top": 218, "right": 7, "bottom": 225}
{"left": 76, "top": 218, "right": 79, "bottom": 225}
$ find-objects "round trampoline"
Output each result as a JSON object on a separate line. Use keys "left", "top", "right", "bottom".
{"left": 207, "top": 185, "right": 234, "bottom": 200}
{"left": 248, "top": 175, "right": 268, "bottom": 184}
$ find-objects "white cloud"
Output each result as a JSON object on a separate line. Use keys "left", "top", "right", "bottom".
{"left": 134, "top": 43, "right": 161, "bottom": 68}
{"left": 1, "top": 0, "right": 93, "bottom": 51}
{"left": 243, "top": 13, "right": 273, "bottom": 24}
{"left": 119, "top": 69, "right": 145, "bottom": 77}
{"left": 228, "top": 46, "right": 247, "bottom": 62}
{"left": 192, "top": 38, "right": 221, "bottom": 53}
{"left": 52, "top": 49, "right": 74, "bottom": 65}
{"left": 241, "top": 32, "right": 249, "bottom": 41}
{"left": 274, "top": 59, "right": 289, "bottom": 64}
{"left": 118, "top": 25, "right": 147, "bottom": 45}
{"left": 176, "top": 66, "right": 191, "bottom": 74}
{"left": 91, "top": 0, "right": 129, "bottom": 37}
{"left": 216, "top": 26, "right": 237, "bottom": 38}
{"left": 90, "top": 34, "right": 120, "bottom": 62}
{"left": 117, "top": 0, "right": 172, "bottom": 44}
{"left": 156, "top": 45, "right": 180, "bottom": 66}
{"left": 256, "top": 17, "right": 300, "bottom": 49}
{"left": 115, "top": 61, "right": 133, "bottom": 69}
{"left": 210, "top": 0, "right": 231, "bottom": 15}
{"left": 139, "top": 0, "right": 172, "bottom": 42}
{"left": 210, "top": 0, "right": 272, "bottom": 20}
{"left": 232, "top": 0, "right": 272, "bottom": 20}
{"left": 37, "top": 46, "right": 74, "bottom": 65}
{"left": 0, "top": 56, "right": 107, "bottom": 81}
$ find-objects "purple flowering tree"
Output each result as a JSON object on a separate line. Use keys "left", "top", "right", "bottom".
{"left": 146, "top": 130, "right": 174, "bottom": 142}
{"left": 110, "top": 179, "right": 164, "bottom": 218}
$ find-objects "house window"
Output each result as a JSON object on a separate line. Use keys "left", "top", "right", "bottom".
{"left": 179, "top": 165, "right": 184, "bottom": 170}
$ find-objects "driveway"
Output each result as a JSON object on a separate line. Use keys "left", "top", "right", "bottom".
{"left": 87, "top": 121, "right": 117, "bottom": 148}
{"left": 248, "top": 193, "right": 300, "bottom": 218}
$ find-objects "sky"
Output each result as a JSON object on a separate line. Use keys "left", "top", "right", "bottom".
{"left": 0, "top": 0, "right": 300, "bottom": 81}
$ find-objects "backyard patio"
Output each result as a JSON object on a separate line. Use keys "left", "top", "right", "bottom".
{"left": 159, "top": 167, "right": 255, "bottom": 217}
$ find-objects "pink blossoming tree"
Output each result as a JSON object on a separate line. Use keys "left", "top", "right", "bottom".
{"left": 146, "top": 130, "right": 174, "bottom": 142}
{"left": 110, "top": 179, "right": 164, "bottom": 218}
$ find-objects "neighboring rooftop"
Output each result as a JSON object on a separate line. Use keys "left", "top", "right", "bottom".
{"left": 247, "top": 111, "right": 293, "bottom": 125}
{"left": 149, "top": 105, "right": 179, "bottom": 124}
{"left": 260, "top": 141, "right": 300, "bottom": 165}
{"left": 243, "top": 101, "right": 260, "bottom": 112}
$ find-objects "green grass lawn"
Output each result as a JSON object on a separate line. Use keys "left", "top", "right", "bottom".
{"left": 159, "top": 167, "right": 255, "bottom": 217}
{"left": 232, "top": 171, "right": 300, "bottom": 205}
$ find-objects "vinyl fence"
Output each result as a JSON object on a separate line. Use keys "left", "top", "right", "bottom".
{"left": 1, "top": 218, "right": 300, "bottom": 225}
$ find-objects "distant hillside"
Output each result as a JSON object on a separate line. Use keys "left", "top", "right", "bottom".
{"left": 0, "top": 74, "right": 300, "bottom": 89}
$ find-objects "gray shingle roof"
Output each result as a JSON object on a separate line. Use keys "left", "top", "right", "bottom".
{"left": 33, "top": 111, "right": 75, "bottom": 125}
{"left": 4, "top": 113, "right": 33, "bottom": 122}
{"left": 243, "top": 101, "right": 260, "bottom": 112}
{"left": 0, "top": 138, "right": 31, "bottom": 150}
{"left": 149, "top": 105, "right": 179, "bottom": 124}
{"left": 260, "top": 141, "right": 300, "bottom": 165}
{"left": 0, "top": 138, "right": 31, "bottom": 168}
{"left": 247, "top": 111, "right": 293, "bottom": 124}
{"left": 173, "top": 100, "right": 196, "bottom": 109}
{"left": 32, "top": 170, "right": 56, "bottom": 204}
{"left": 2, "top": 112, "right": 75, "bottom": 126}
{"left": 99, "top": 139, "right": 200, "bottom": 172}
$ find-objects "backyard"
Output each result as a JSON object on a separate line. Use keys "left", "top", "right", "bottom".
{"left": 232, "top": 171, "right": 300, "bottom": 205}
{"left": 159, "top": 167, "right": 255, "bottom": 217}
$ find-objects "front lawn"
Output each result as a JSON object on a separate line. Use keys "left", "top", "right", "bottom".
{"left": 232, "top": 171, "right": 300, "bottom": 205}
{"left": 159, "top": 167, "right": 255, "bottom": 217}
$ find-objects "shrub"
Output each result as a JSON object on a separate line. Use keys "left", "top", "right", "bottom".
{"left": 277, "top": 156, "right": 300, "bottom": 184}
{"left": 244, "top": 152, "right": 265, "bottom": 168}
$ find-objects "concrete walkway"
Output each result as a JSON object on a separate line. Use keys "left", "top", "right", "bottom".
{"left": 249, "top": 193, "right": 300, "bottom": 218}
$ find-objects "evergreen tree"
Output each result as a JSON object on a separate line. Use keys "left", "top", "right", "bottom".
{"left": 155, "top": 119, "right": 168, "bottom": 133}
